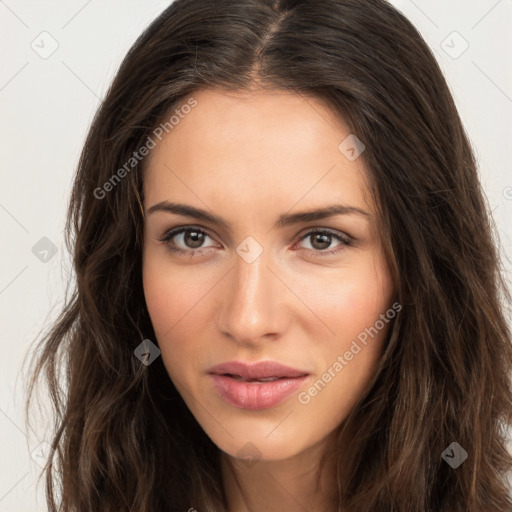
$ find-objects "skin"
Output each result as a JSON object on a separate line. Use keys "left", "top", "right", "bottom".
{"left": 142, "top": 87, "right": 395, "bottom": 512}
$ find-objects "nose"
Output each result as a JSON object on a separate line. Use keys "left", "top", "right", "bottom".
{"left": 216, "top": 244, "right": 287, "bottom": 346}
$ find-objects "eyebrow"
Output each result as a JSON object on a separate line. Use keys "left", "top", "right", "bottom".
{"left": 146, "top": 201, "right": 370, "bottom": 229}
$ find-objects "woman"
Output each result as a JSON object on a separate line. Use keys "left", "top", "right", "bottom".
{"left": 27, "top": 0, "right": 512, "bottom": 510}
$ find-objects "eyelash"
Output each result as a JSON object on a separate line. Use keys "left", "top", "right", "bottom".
{"left": 158, "top": 225, "right": 352, "bottom": 258}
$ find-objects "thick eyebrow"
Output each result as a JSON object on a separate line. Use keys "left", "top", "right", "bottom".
{"left": 146, "top": 201, "right": 370, "bottom": 230}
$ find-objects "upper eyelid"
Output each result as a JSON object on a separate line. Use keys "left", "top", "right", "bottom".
{"left": 161, "top": 225, "right": 219, "bottom": 244}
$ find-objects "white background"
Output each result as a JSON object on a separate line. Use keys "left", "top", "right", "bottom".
{"left": 1, "top": 1, "right": 511, "bottom": 510}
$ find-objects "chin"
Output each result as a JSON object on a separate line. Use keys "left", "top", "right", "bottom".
{"left": 203, "top": 416, "right": 318, "bottom": 465}
{"left": 221, "top": 438, "right": 304, "bottom": 465}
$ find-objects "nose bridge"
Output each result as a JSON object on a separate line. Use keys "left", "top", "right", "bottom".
{"left": 219, "top": 241, "right": 282, "bottom": 343}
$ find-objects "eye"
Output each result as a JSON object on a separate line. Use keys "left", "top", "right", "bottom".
{"left": 294, "top": 228, "right": 352, "bottom": 257}
{"left": 159, "top": 226, "right": 218, "bottom": 257}
{"left": 159, "top": 226, "right": 352, "bottom": 258}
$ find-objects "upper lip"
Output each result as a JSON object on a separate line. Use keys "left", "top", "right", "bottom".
{"left": 207, "top": 360, "right": 309, "bottom": 379}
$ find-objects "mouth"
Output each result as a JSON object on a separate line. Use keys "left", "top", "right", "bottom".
{"left": 207, "top": 360, "right": 309, "bottom": 379}
{"left": 207, "top": 360, "right": 310, "bottom": 410}
{"left": 221, "top": 374, "right": 286, "bottom": 382}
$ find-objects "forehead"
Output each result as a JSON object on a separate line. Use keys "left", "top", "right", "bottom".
{"left": 143, "top": 88, "right": 373, "bottom": 219}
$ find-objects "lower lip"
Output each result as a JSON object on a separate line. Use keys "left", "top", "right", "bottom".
{"left": 209, "top": 374, "right": 308, "bottom": 410}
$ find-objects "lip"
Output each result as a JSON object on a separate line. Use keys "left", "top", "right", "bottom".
{"left": 207, "top": 360, "right": 310, "bottom": 410}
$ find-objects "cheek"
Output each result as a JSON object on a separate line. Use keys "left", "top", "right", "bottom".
{"left": 326, "top": 256, "right": 393, "bottom": 401}
{"left": 142, "top": 249, "right": 209, "bottom": 335}
{"left": 142, "top": 252, "right": 216, "bottom": 381}
{"left": 142, "top": 255, "right": 191, "bottom": 364}
{"left": 300, "top": 252, "right": 393, "bottom": 403}
{"left": 297, "top": 251, "right": 393, "bottom": 340}
{"left": 143, "top": 261, "right": 177, "bottom": 336}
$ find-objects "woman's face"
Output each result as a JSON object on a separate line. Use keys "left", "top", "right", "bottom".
{"left": 142, "top": 88, "right": 395, "bottom": 463}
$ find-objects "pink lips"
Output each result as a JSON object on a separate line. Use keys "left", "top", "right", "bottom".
{"left": 207, "top": 360, "right": 309, "bottom": 410}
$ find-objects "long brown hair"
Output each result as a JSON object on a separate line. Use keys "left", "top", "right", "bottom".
{"left": 26, "top": 0, "right": 512, "bottom": 510}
